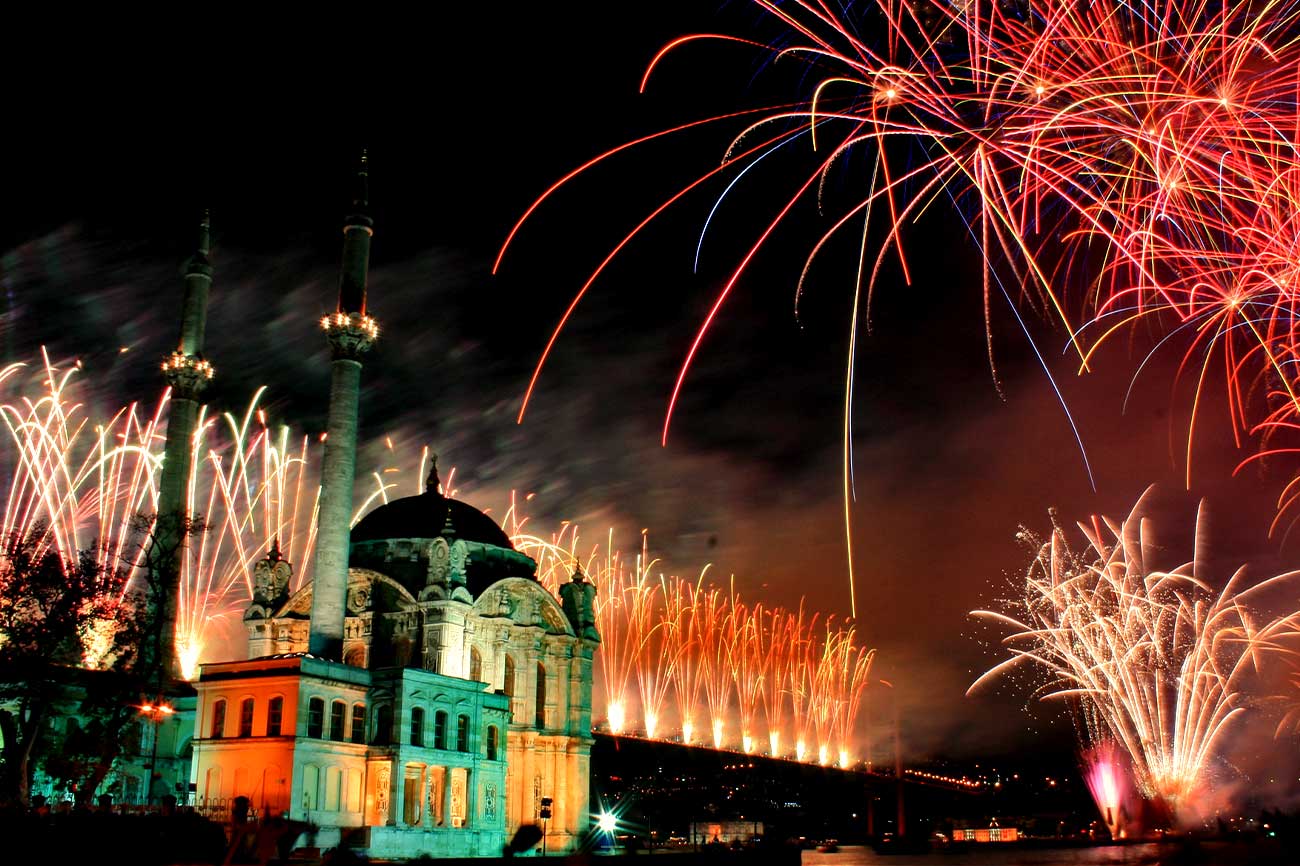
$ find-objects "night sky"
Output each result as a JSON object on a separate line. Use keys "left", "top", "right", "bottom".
{"left": 3, "top": 4, "right": 1297, "bottom": 776}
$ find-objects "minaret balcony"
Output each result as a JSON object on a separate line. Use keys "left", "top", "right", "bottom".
{"left": 161, "top": 351, "right": 215, "bottom": 397}
{"left": 322, "top": 311, "right": 380, "bottom": 358}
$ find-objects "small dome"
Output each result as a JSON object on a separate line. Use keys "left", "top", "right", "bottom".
{"left": 351, "top": 489, "right": 513, "bottom": 549}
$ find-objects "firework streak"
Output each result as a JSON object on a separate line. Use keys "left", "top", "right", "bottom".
{"left": 496, "top": 1, "right": 1300, "bottom": 532}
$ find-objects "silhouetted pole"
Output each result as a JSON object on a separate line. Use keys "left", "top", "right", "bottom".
{"left": 893, "top": 686, "right": 904, "bottom": 837}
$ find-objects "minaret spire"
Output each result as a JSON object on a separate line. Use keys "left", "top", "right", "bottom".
{"left": 151, "top": 210, "right": 216, "bottom": 683}
{"left": 309, "top": 153, "right": 379, "bottom": 661}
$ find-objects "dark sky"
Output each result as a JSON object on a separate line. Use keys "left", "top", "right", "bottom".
{"left": 3, "top": 4, "right": 1298, "bottom": 770}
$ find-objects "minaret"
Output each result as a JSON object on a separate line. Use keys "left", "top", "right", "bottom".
{"left": 308, "top": 153, "right": 379, "bottom": 660}
{"left": 152, "top": 212, "right": 215, "bottom": 682}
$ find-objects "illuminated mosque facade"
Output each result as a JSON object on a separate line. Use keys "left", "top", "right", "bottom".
{"left": 176, "top": 159, "right": 600, "bottom": 858}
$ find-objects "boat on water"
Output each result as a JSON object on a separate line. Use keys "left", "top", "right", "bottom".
{"left": 815, "top": 839, "right": 840, "bottom": 853}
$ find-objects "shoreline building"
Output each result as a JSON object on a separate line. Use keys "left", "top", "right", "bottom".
{"left": 187, "top": 160, "right": 599, "bottom": 859}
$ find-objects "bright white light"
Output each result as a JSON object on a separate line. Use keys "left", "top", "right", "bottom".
{"left": 598, "top": 812, "right": 617, "bottom": 833}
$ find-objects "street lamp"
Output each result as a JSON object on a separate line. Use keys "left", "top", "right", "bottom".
{"left": 539, "top": 796, "right": 553, "bottom": 856}
{"left": 138, "top": 700, "right": 175, "bottom": 805}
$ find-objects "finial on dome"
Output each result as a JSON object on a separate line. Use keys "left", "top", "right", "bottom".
{"left": 267, "top": 536, "right": 283, "bottom": 562}
{"left": 426, "top": 452, "right": 441, "bottom": 495}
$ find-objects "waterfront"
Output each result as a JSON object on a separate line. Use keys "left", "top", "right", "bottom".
{"left": 798, "top": 841, "right": 1294, "bottom": 865}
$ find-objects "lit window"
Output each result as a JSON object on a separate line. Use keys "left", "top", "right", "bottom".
{"left": 410, "top": 707, "right": 425, "bottom": 747}
{"left": 210, "top": 699, "right": 227, "bottom": 739}
{"left": 238, "top": 698, "right": 255, "bottom": 737}
{"left": 435, "top": 710, "right": 448, "bottom": 749}
{"left": 456, "top": 715, "right": 469, "bottom": 752}
{"left": 329, "top": 700, "right": 346, "bottom": 742}
{"left": 267, "top": 697, "right": 284, "bottom": 736}
{"left": 373, "top": 704, "right": 392, "bottom": 745}
{"left": 350, "top": 704, "right": 366, "bottom": 744}
{"left": 535, "top": 663, "right": 547, "bottom": 729}
{"left": 307, "top": 698, "right": 325, "bottom": 739}
{"left": 486, "top": 725, "right": 499, "bottom": 761}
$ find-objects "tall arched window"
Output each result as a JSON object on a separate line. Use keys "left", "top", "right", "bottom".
{"left": 410, "top": 707, "right": 425, "bottom": 747}
{"left": 435, "top": 710, "right": 449, "bottom": 749}
{"left": 535, "top": 663, "right": 547, "bottom": 729}
{"left": 456, "top": 714, "right": 470, "bottom": 752}
{"left": 329, "top": 700, "right": 346, "bottom": 742}
{"left": 503, "top": 655, "right": 516, "bottom": 697}
{"left": 486, "top": 725, "right": 499, "bottom": 761}
{"left": 469, "top": 647, "right": 482, "bottom": 682}
{"left": 267, "top": 696, "right": 284, "bottom": 736}
{"left": 210, "top": 699, "right": 227, "bottom": 739}
{"left": 350, "top": 704, "right": 366, "bottom": 744}
{"left": 307, "top": 697, "right": 325, "bottom": 739}
{"left": 373, "top": 704, "right": 393, "bottom": 745}
{"left": 239, "top": 698, "right": 255, "bottom": 737}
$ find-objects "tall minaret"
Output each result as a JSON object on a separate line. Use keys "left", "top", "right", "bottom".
{"left": 152, "top": 212, "right": 215, "bottom": 682}
{"left": 308, "top": 154, "right": 379, "bottom": 660}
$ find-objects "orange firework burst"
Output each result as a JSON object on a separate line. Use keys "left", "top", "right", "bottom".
{"left": 971, "top": 488, "right": 1300, "bottom": 817}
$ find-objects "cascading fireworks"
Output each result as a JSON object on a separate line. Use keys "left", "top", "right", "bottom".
{"left": 971, "top": 488, "right": 1300, "bottom": 819}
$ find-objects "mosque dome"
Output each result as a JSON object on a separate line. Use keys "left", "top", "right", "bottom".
{"left": 351, "top": 489, "right": 513, "bottom": 549}
{"left": 346, "top": 457, "right": 537, "bottom": 598}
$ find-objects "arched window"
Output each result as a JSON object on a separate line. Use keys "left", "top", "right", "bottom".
{"left": 350, "top": 704, "right": 366, "bottom": 744}
{"left": 535, "top": 663, "right": 547, "bottom": 729}
{"left": 373, "top": 704, "right": 393, "bottom": 745}
{"left": 307, "top": 697, "right": 325, "bottom": 739}
{"left": 486, "top": 725, "right": 499, "bottom": 761}
{"left": 410, "top": 707, "right": 425, "bottom": 747}
{"left": 329, "top": 700, "right": 346, "bottom": 742}
{"left": 503, "top": 655, "right": 516, "bottom": 697}
{"left": 456, "top": 714, "right": 470, "bottom": 752}
{"left": 239, "top": 698, "right": 255, "bottom": 737}
{"left": 469, "top": 647, "right": 482, "bottom": 682}
{"left": 267, "top": 696, "right": 284, "bottom": 736}
{"left": 435, "top": 710, "right": 448, "bottom": 750}
{"left": 210, "top": 699, "right": 227, "bottom": 739}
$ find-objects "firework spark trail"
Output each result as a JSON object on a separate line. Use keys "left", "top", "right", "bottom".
{"left": 971, "top": 489, "right": 1300, "bottom": 816}
{"left": 830, "top": 628, "right": 875, "bottom": 768}
{"left": 726, "top": 595, "right": 767, "bottom": 754}
{"left": 758, "top": 605, "right": 799, "bottom": 757}
{"left": 637, "top": 581, "right": 683, "bottom": 740}
{"left": 495, "top": 0, "right": 1300, "bottom": 546}
{"left": 1, "top": 353, "right": 162, "bottom": 572}
{"left": 664, "top": 576, "right": 709, "bottom": 745}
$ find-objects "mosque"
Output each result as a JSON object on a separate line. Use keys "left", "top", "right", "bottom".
{"left": 166, "top": 159, "right": 600, "bottom": 858}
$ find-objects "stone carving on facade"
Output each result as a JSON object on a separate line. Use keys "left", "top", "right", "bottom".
{"left": 376, "top": 764, "right": 391, "bottom": 826}
{"left": 493, "top": 588, "right": 512, "bottom": 618}
{"left": 533, "top": 774, "right": 543, "bottom": 819}
{"left": 419, "top": 537, "right": 450, "bottom": 601}
{"left": 449, "top": 539, "right": 468, "bottom": 583}
{"left": 245, "top": 541, "right": 292, "bottom": 621}
{"left": 451, "top": 773, "right": 466, "bottom": 826}
{"left": 346, "top": 583, "right": 372, "bottom": 615}
{"left": 484, "top": 782, "right": 497, "bottom": 820}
